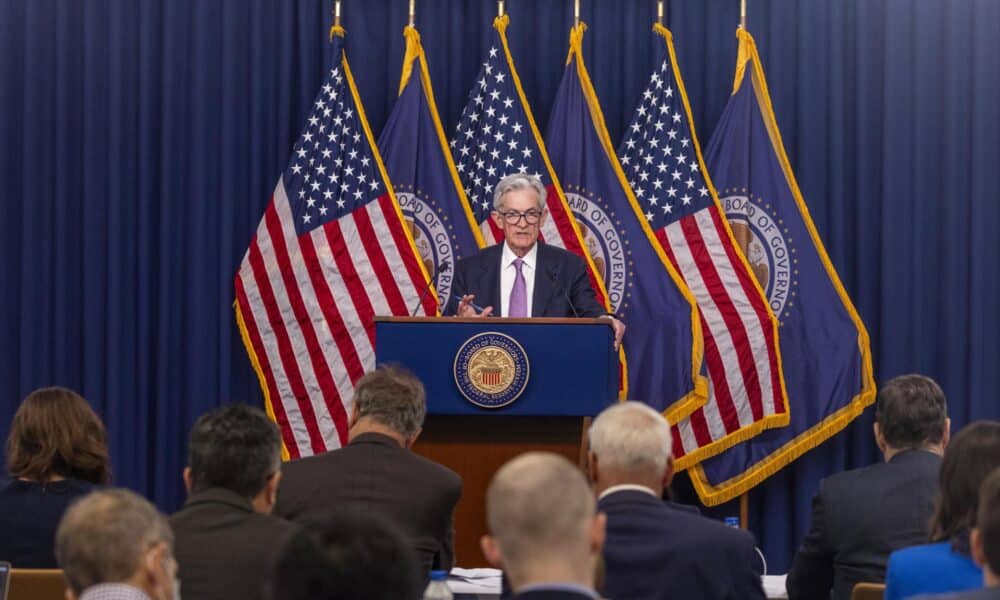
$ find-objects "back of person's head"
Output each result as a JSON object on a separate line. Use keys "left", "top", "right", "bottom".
{"left": 267, "top": 512, "right": 422, "bottom": 600}
{"left": 351, "top": 365, "right": 426, "bottom": 440}
{"left": 875, "top": 374, "right": 948, "bottom": 451}
{"left": 186, "top": 404, "right": 282, "bottom": 501}
{"left": 56, "top": 489, "right": 175, "bottom": 598}
{"left": 588, "top": 401, "right": 672, "bottom": 483}
{"left": 930, "top": 421, "right": 1000, "bottom": 551}
{"left": 482, "top": 452, "right": 604, "bottom": 589}
{"left": 973, "top": 467, "right": 1000, "bottom": 584}
{"left": 6, "top": 386, "right": 111, "bottom": 484}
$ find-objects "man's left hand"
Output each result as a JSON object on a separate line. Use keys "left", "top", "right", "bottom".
{"left": 602, "top": 315, "right": 626, "bottom": 350}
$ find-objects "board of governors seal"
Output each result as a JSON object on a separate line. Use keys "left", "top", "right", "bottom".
{"left": 454, "top": 332, "right": 530, "bottom": 409}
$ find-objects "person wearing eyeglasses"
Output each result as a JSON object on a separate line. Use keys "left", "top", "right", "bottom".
{"left": 450, "top": 173, "right": 625, "bottom": 347}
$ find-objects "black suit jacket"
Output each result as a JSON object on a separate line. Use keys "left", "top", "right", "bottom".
{"left": 170, "top": 487, "right": 298, "bottom": 600}
{"left": 786, "top": 449, "right": 942, "bottom": 600}
{"left": 599, "top": 489, "right": 765, "bottom": 600}
{"left": 274, "top": 432, "right": 462, "bottom": 575}
{"left": 449, "top": 242, "right": 606, "bottom": 317}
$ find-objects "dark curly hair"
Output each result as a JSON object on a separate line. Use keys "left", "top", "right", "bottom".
{"left": 6, "top": 387, "right": 111, "bottom": 484}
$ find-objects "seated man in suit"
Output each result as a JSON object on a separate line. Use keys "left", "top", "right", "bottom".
{"left": 56, "top": 489, "right": 178, "bottom": 600}
{"left": 274, "top": 365, "right": 462, "bottom": 576}
{"left": 482, "top": 452, "right": 605, "bottom": 600}
{"left": 171, "top": 404, "right": 298, "bottom": 600}
{"left": 588, "top": 401, "right": 765, "bottom": 600}
{"left": 450, "top": 173, "right": 625, "bottom": 347}
{"left": 787, "top": 374, "right": 950, "bottom": 600}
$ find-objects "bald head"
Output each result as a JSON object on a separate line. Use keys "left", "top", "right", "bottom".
{"left": 483, "top": 452, "right": 603, "bottom": 590}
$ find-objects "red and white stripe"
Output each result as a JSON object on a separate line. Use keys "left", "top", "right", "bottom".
{"left": 654, "top": 205, "right": 784, "bottom": 461}
{"left": 236, "top": 178, "right": 434, "bottom": 459}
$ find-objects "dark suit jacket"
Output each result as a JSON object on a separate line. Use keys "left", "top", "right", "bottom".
{"left": 274, "top": 432, "right": 462, "bottom": 575}
{"left": 0, "top": 478, "right": 96, "bottom": 568}
{"left": 786, "top": 449, "right": 942, "bottom": 600}
{"left": 449, "top": 242, "right": 606, "bottom": 317}
{"left": 599, "top": 489, "right": 765, "bottom": 600}
{"left": 170, "top": 487, "right": 298, "bottom": 600}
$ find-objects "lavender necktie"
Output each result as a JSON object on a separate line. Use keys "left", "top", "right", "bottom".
{"left": 508, "top": 257, "right": 527, "bottom": 317}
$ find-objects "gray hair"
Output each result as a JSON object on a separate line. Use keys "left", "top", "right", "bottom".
{"left": 588, "top": 401, "right": 673, "bottom": 476}
{"left": 353, "top": 365, "right": 426, "bottom": 438}
{"left": 492, "top": 173, "right": 547, "bottom": 211}
{"left": 485, "top": 452, "right": 595, "bottom": 571}
{"left": 56, "top": 489, "right": 173, "bottom": 595}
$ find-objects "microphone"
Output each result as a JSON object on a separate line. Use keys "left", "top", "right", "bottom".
{"left": 410, "top": 260, "right": 451, "bottom": 316}
{"left": 548, "top": 268, "right": 580, "bottom": 318}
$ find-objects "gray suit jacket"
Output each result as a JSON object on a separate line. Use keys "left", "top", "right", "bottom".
{"left": 170, "top": 487, "right": 298, "bottom": 600}
{"left": 274, "top": 432, "right": 462, "bottom": 575}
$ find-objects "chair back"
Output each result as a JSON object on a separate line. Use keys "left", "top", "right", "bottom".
{"left": 851, "top": 582, "right": 886, "bottom": 600}
{"left": 9, "top": 569, "right": 65, "bottom": 600}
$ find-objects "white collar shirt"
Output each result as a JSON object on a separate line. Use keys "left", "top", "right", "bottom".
{"left": 79, "top": 584, "right": 152, "bottom": 600}
{"left": 499, "top": 241, "right": 538, "bottom": 317}
{"left": 597, "top": 483, "right": 659, "bottom": 502}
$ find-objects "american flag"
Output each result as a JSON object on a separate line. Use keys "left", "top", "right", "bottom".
{"left": 618, "top": 25, "right": 788, "bottom": 467}
{"left": 234, "top": 32, "right": 434, "bottom": 459}
{"left": 451, "top": 15, "right": 607, "bottom": 305}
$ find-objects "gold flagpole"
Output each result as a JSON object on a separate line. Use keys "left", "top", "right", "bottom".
{"left": 497, "top": 1, "right": 505, "bottom": 17}
{"left": 335, "top": 0, "right": 342, "bottom": 28}
{"left": 408, "top": 0, "right": 415, "bottom": 27}
{"left": 574, "top": 0, "right": 580, "bottom": 27}
{"left": 657, "top": 0, "right": 665, "bottom": 25}
{"left": 739, "top": 0, "right": 747, "bottom": 29}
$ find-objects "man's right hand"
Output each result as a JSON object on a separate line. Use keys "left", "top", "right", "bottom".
{"left": 457, "top": 294, "right": 494, "bottom": 318}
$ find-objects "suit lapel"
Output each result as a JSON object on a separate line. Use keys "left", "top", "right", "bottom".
{"left": 532, "top": 243, "right": 556, "bottom": 317}
{"left": 481, "top": 245, "right": 502, "bottom": 312}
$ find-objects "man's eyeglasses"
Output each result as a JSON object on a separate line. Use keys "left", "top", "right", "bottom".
{"left": 497, "top": 209, "right": 543, "bottom": 225}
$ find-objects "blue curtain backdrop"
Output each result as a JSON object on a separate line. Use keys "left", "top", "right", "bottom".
{"left": 2, "top": 0, "right": 998, "bottom": 572}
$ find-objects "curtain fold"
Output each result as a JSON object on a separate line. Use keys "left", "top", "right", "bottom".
{"left": 2, "top": 0, "right": 998, "bottom": 571}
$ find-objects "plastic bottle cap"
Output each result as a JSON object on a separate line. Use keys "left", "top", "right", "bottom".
{"left": 430, "top": 570, "right": 449, "bottom": 581}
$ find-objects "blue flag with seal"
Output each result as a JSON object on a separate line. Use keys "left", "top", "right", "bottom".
{"left": 378, "top": 27, "right": 485, "bottom": 313}
{"left": 545, "top": 23, "right": 707, "bottom": 422}
{"left": 689, "top": 29, "right": 876, "bottom": 505}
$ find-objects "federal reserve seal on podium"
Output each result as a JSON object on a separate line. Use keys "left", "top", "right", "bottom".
{"left": 453, "top": 332, "right": 530, "bottom": 409}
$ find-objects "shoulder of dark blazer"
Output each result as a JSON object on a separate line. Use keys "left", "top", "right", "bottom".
{"left": 819, "top": 449, "right": 941, "bottom": 497}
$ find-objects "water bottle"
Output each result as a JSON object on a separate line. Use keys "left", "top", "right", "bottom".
{"left": 423, "top": 570, "right": 453, "bottom": 600}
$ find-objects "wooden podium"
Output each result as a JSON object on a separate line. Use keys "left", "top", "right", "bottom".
{"left": 375, "top": 316, "right": 618, "bottom": 566}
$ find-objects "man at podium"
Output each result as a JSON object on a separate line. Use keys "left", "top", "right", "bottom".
{"left": 452, "top": 174, "right": 625, "bottom": 347}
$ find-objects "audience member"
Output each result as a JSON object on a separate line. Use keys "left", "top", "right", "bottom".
{"left": 274, "top": 366, "right": 461, "bottom": 575}
{"left": 56, "top": 488, "right": 177, "bottom": 600}
{"left": 482, "top": 452, "right": 604, "bottom": 600}
{"left": 588, "top": 402, "right": 765, "bottom": 600}
{"left": 266, "top": 512, "right": 423, "bottom": 600}
{"left": 912, "top": 467, "right": 1000, "bottom": 599}
{"left": 787, "top": 374, "right": 949, "bottom": 600}
{"left": 170, "top": 403, "right": 297, "bottom": 600}
{"left": 0, "top": 387, "right": 111, "bottom": 567}
{"left": 884, "top": 421, "right": 1000, "bottom": 600}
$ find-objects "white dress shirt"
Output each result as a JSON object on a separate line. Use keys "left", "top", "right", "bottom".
{"left": 79, "top": 584, "right": 152, "bottom": 600}
{"left": 597, "top": 483, "right": 659, "bottom": 501}
{"left": 499, "top": 242, "right": 537, "bottom": 317}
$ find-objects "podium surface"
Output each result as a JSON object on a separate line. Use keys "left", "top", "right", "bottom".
{"left": 375, "top": 316, "right": 619, "bottom": 566}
